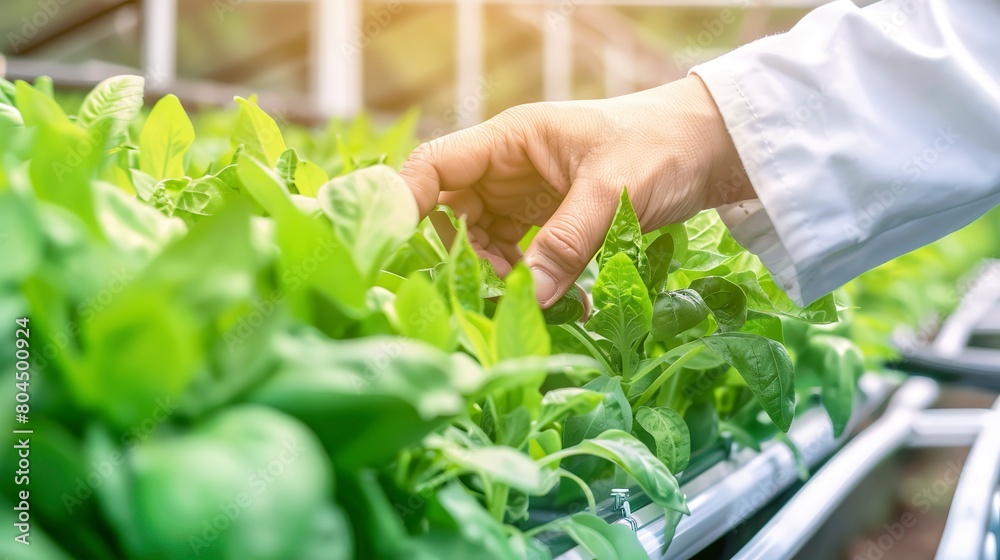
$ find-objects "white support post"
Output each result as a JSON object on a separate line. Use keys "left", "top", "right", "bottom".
{"left": 542, "top": 0, "right": 572, "bottom": 101}
{"left": 604, "top": 43, "right": 635, "bottom": 98}
{"left": 143, "top": 0, "right": 177, "bottom": 88}
{"left": 455, "top": 0, "right": 484, "bottom": 128}
{"left": 315, "top": 0, "right": 363, "bottom": 118}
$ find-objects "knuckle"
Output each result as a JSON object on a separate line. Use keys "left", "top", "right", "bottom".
{"left": 406, "top": 141, "right": 436, "bottom": 167}
{"left": 494, "top": 104, "right": 541, "bottom": 132}
{"left": 538, "top": 220, "right": 591, "bottom": 273}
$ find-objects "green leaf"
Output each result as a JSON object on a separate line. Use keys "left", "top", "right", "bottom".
{"left": 509, "top": 531, "right": 552, "bottom": 560}
{"left": 394, "top": 272, "right": 456, "bottom": 351}
{"left": 295, "top": 160, "right": 329, "bottom": 197}
{"left": 251, "top": 334, "right": 476, "bottom": 468}
{"left": 433, "top": 485, "right": 520, "bottom": 560}
{"left": 690, "top": 276, "right": 747, "bottom": 331}
{"left": 15, "top": 80, "right": 69, "bottom": 126}
{"left": 436, "top": 443, "right": 555, "bottom": 495}
{"left": 685, "top": 210, "right": 743, "bottom": 255}
{"left": 538, "top": 388, "right": 605, "bottom": 429}
{"left": 437, "top": 218, "right": 484, "bottom": 314}
{"left": 493, "top": 265, "right": 550, "bottom": 360}
{"left": 550, "top": 430, "right": 688, "bottom": 514}
{"left": 599, "top": 188, "right": 649, "bottom": 283}
{"left": 645, "top": 233, "right": 674, "bottom": 292}
{"left": 0, "top": 191, "right": 43, "bottom": 284}
{"left": 457, "top": 310, "right": 496, "bottom": 366}
{"left": 237, "top": 158, "right": 367, "bottom": 315}
{"left": 728, "top": 270, "right": 838, "bottom": 324}
{"left": 542, "top": 284, "right": 587, "bottom": 325}
{"left": 480, "top": 260, "right": 507, "bottom": 298}
{"left": 810, "top": 335, "right": 864, "bottom": 437}
{"left": 318, "top": 165, "right": 419, "bottom": 280}
{"left": 740, "top": 310, "right": 785, "bottom": 343}
{"left": 553, "top": 514, "right": 649, "bottom": 560}
{"left": 76, "top": 75, "right": 144, "bottom": 140}
{"left": 634, "top": 406, "right": 690, "bottom": 473}
{"left": 140, "top": 94, "right": 195, "bottom": 181}
{"left": 233, "top": 96, "right": 287, "bottom": 166}
{"left": 29, "top": 121, "right": 104, "bottom": 237}
{"left": 586, "top": 253, "right": 652, "bottom": 375}
{"left": 76, "top": 288, "right": 200, "bottom": 426}
{"left": 684, "top": 401, "right": 720, "bottom": 451}
{"left": 680, "top": 250, "right": 730, "bottom": 271}
{"left": 276, "top": 147, "right": 300, "bottom": 192}
{"left": 171, "top": 175, "right": 240, "bottom": 221}
{"left": 563, "top": 375, "right": 632, "bottom": 447}
{"left": 0, "top": 77, "right": 16, "bottom": 104}
{"left": 651, "top": 289, "right": 711, "bottom": 341}
{"left": 701, "top": 332, "right": 795, "bottom": 431}
{"left": 120, "top": 406, "right": 337, "bottom": 560}
{"left": 0, "top": 103, "right": 23, "bottom": 127}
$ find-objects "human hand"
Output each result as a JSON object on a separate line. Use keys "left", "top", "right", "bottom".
{"left": 400, "top": 74, "right": 754, "bottom": 307}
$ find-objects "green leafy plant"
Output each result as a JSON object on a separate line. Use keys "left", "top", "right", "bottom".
{"left": 3, "top": 74, "right": 979, "bottom": 560}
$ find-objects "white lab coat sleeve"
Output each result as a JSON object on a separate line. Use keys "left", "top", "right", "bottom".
{"left": 691, "top": 0, "right": 1000, "bottom": 306}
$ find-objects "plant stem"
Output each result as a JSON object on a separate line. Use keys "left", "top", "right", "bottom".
{"left": 631, "top": 341, "right": 699, "bottom": 383}
{"left": 560, "top": 323, "right": 615, "bottom": 374}
{"left": 558, "top": 469, "right": 597, "bottom": 515}
{"left": 413, "top": 469, "right": 459, "bottom": 494}
{"left": 489, "top": 483, "right": 509, "bottom": 522}
{"left": 631, "top": 345, "right": 706, "bottom": 413}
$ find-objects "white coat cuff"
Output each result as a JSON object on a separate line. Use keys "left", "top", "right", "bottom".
{"left": 691, "top": 62, "right": 813, "bottom": 306}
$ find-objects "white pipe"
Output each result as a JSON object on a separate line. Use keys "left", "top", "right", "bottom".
{"left": 143, "top": 0, "right": 176, "bottom": 88}
{"left": 543, "top": 0, "right": 572, "bottom": 101}
{"left": 315, "top": 0, "right": 363, "bottom": 117}
{"left": 455, "top": 0, "right": 485, "bottom": 128}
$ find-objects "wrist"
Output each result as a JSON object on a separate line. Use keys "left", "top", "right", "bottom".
{"left": 683, "top": 74, "right": 755, "bottom": 208}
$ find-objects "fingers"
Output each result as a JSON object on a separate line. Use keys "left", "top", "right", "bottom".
{"left": 524, "top": 179, "right": 619, "bottom": 307}
{"left": 399, "top": 123, "right": 498, "bottom": 218}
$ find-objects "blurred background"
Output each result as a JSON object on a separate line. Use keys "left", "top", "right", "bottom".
{"left": 0, "top": 0, "right": 828, "bottom": 136}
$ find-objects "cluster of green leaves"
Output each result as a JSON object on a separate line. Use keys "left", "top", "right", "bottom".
{"left": 0, "top": 75, "right": 877, "bottom": 560}
{"left": 841, "top": 206, "right": 1000, "bottom": 363}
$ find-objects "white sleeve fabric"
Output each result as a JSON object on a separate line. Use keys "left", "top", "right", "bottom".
{"left": 691, "top": 0, "right": 1000, "bottom": 306}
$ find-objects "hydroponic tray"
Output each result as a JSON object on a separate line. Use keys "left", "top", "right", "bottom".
{"left": 555, "top": 373, "right": 897, "bottom": 559}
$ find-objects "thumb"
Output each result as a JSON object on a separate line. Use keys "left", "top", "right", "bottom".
{"left": 399, "top": 124, "right": 496, "bottom": 218}
{"left": 524, "top": 180, "right": 618, "bottom": 307}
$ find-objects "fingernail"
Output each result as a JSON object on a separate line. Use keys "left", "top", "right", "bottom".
{"left": 531, "top": 267, "right": 558, "bottom": 307}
